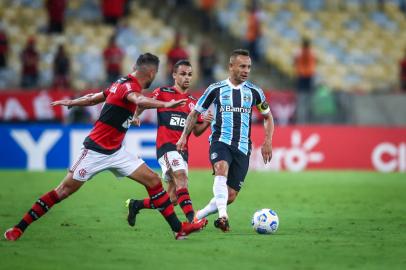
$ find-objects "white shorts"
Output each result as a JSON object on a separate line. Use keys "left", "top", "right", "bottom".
{"left": 158, "top": 151, "right": 188, "bottom": 182}
{"left": 70, "top": 147, "right": 144, "bottom": 181}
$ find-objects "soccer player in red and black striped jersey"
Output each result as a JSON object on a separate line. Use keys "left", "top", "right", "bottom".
{"left": 126, "top": 59, "right": 213, "bottom": 225}
{"left": 4, "top": 53, "right": 207, "bottom": 241}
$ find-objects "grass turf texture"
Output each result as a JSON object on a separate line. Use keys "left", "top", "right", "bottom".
{"left": 0, "top": 170, "right": 405, "bottom": 270}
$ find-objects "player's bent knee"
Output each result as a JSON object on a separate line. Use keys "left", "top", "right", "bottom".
{"left": 227, "top": 191, "right": 238, "bottom": 204}
{"left": 214, "top": 161, "right": 229, "bottom": 176}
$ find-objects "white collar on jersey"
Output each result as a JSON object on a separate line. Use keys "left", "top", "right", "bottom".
{"left": 226, "top": 78, "right": 245, "bottom": 90}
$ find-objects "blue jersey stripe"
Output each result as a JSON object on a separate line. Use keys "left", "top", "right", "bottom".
{"left": 238, "top": 87, "right": 252, "bottom": 154}
{"left": 219, "top": 86, "right": 233, "bottom": 145}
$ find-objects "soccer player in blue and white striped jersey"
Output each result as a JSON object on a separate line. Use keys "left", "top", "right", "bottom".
{"left": 177, "top": 49, "right": 274, "bottom": 232}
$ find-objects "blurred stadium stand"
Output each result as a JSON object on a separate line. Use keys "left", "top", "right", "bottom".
{"left": 210, "top": 0, "right": 406, "bottom": 93}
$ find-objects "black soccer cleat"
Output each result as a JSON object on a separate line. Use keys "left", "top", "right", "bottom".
{"left": 214, "top": 217, "right": 230, "bottom": 232}
{"left": 125, "top": 199, "right": 142, "bottom": 227}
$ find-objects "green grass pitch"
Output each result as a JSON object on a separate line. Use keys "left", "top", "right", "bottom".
{"left": 0, "top": 170, "right": 405, "bottom": 270}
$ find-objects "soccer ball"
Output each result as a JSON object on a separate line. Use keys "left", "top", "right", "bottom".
{"left": 251, "top": 209, "right": 279, "bottom": 234}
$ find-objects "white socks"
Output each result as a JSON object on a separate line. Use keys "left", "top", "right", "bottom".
{"left": 196, "top": 197, "right": 217, "bottom": 220}
{"left": 213, "top": 175, "right": 228, "bottom": 218}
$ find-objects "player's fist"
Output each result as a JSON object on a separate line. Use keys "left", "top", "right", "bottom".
{"left": 176, "top": 136, "right": 187, "bottom": 152}
{"left": 131, "top": 116, "right": 141, "bottom": 127}
{"left": 203, "top": 111, "right": 214, "bottom": 123}
{"left": 261, "top": 141, "right": 272, "bottom": 164}
{"left": 165, "top": 99, "right": 187, "bottom": 108}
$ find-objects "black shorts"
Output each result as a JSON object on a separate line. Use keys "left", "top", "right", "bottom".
{"left": 209, "top": 141, "right": 250, "bottom": 192}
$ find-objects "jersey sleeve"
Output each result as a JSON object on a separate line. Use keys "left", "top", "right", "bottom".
{"left": 188, "top": 98, "right": 204, "bottom": 123}
{"left": 150, "top": 88, "right": 161, "bottom": 100}
{"left": 195, "top": 85, "right": 217, "bottom": 113}
{"left": 197, "top": 114, "right": 204, "bottom": 123}
{"left": 252, "top": 87, "right": 270, "bottom": 115}
{"left": 103, "top": 87, "right": 111, "bottom": 97}
{"left": 121, "top": 83, "right": 137, "bottom": 101}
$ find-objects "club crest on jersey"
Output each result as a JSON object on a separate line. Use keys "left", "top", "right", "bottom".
{"left": 243, "top": 95, "right": 251, "bottom": 103}
{"left": 188, "top": 102, "right": 195, "bottom": 111}
{"left": 211, "top": 152, "right": 218, "bottom": 160}
{"left": 78, "top": 168, "right": 87, "bottom": 178}
{"left": 171, "top": 159, "right": 180, "bottom": 167}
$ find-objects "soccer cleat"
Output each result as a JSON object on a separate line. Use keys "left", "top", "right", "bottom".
{"left": 174, "top": 218, "right": 208, "bottom": 240}
{"left": 214, "top": 217, "right": 230, "bottom": 232}
{"left": 192, "top": 211, "right": 209, "bottom": 226}
{"left": 4, "top": 227, "right": 23, "bottom": 241}
{"left": 126, "top": 199, "right": 142, "bottom": 227}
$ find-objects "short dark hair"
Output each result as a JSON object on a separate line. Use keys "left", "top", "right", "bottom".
{"left": 173, "top": 59, "right": 192, "bottom": 72}
{"left": 230, "top": 49, "right": 250, "bottom": 60}
{"left": 135, "top": 53, "right": 160, "bottom": 70}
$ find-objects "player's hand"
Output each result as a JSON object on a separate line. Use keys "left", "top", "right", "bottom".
{"left": 261, "top": 141, "right": 272, "bottom": 164}
{"left": 165, "top": 99, "right": 187, "bottom": 108}
{"left": 176, "top": 136, "right": 187, "bottom": 152}
{"left": 50, "top": 100, "right": 72, "bottom": 107}
{"left": 131, "top": 116, "right": 141, "bottom": 127}
{"left": 203, "top": 111, "right": 214, "bottom": 123}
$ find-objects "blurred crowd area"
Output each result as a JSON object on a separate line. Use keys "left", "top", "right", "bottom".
{"left": 0, "top": 0, "right": 406, "bottom": 125}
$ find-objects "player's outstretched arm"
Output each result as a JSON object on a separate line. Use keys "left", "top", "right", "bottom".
{"left": 261, "top": 112, "right": 274, "bottom": 164}
{"left": 51, "top": 92, "right": 106, "bottom": 108}
{"left": 192, "top": 110, "right": 213, "bottom": 136}
{"left": 177, "top": 110, "right": 200, "bottom": 151}
{"left": 127, "top": 92, "right": 186, "bottom": 109}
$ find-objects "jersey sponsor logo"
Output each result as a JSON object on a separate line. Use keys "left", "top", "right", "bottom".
{"left": 122, "top": 116, "right": 133, "bottom": 129}
{"left": 160, "top": 87, "right": 175, "bottom": 93}
{"left": 169, "top": 115, "right": 186, "bottom": 127}
{"left": 219, "top": 105, "right": 251, "bottom": 114}
{"left": 116, "top": 76, "right": 131, "bottom": 84}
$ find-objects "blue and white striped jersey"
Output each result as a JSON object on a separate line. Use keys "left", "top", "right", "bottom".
{"left": 195, "top": 79, "right": 270, "bottom": 155}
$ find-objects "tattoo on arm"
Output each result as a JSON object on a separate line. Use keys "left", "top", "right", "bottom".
{"left": 183, "top": 111, "right": 199, "bottom": 137}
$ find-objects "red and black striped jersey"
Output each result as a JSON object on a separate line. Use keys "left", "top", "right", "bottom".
{"left": 153, "top": 86, "right": 203, "bottom": 161}
{"left": 83, "top": 74, "right": 141, "bottom": 154}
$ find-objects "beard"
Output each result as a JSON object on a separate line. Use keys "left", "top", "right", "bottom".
{"left": 145, "top": 80, "right": 152, "bottom": 89}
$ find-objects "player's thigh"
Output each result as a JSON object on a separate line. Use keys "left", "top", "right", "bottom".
{"left": 209, "top": 142, "right": 232, "bottom": 176}
{"left": 109, "top": 147, "right": 145, "bottom": 180}
{"left": 227, "top": 150, "right": 250, "bottom": 193}
{"left": 127, "top": 163, "right": 161, "bottom": 188}
{"left": 70, "top": 148, "right": 113, "bottom": 181}
{"left": 158, "top": 151, "right": 187, "bottom": 183}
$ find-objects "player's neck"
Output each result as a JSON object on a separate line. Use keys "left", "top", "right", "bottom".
{"left": 173, "top": 85, "right": 188, "bottom": 94}
{"left": 131, "top": 71, "right": 149, "bottom": 89}
{"left": 228, "top": 77, "right": 244, "bottom": 88}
